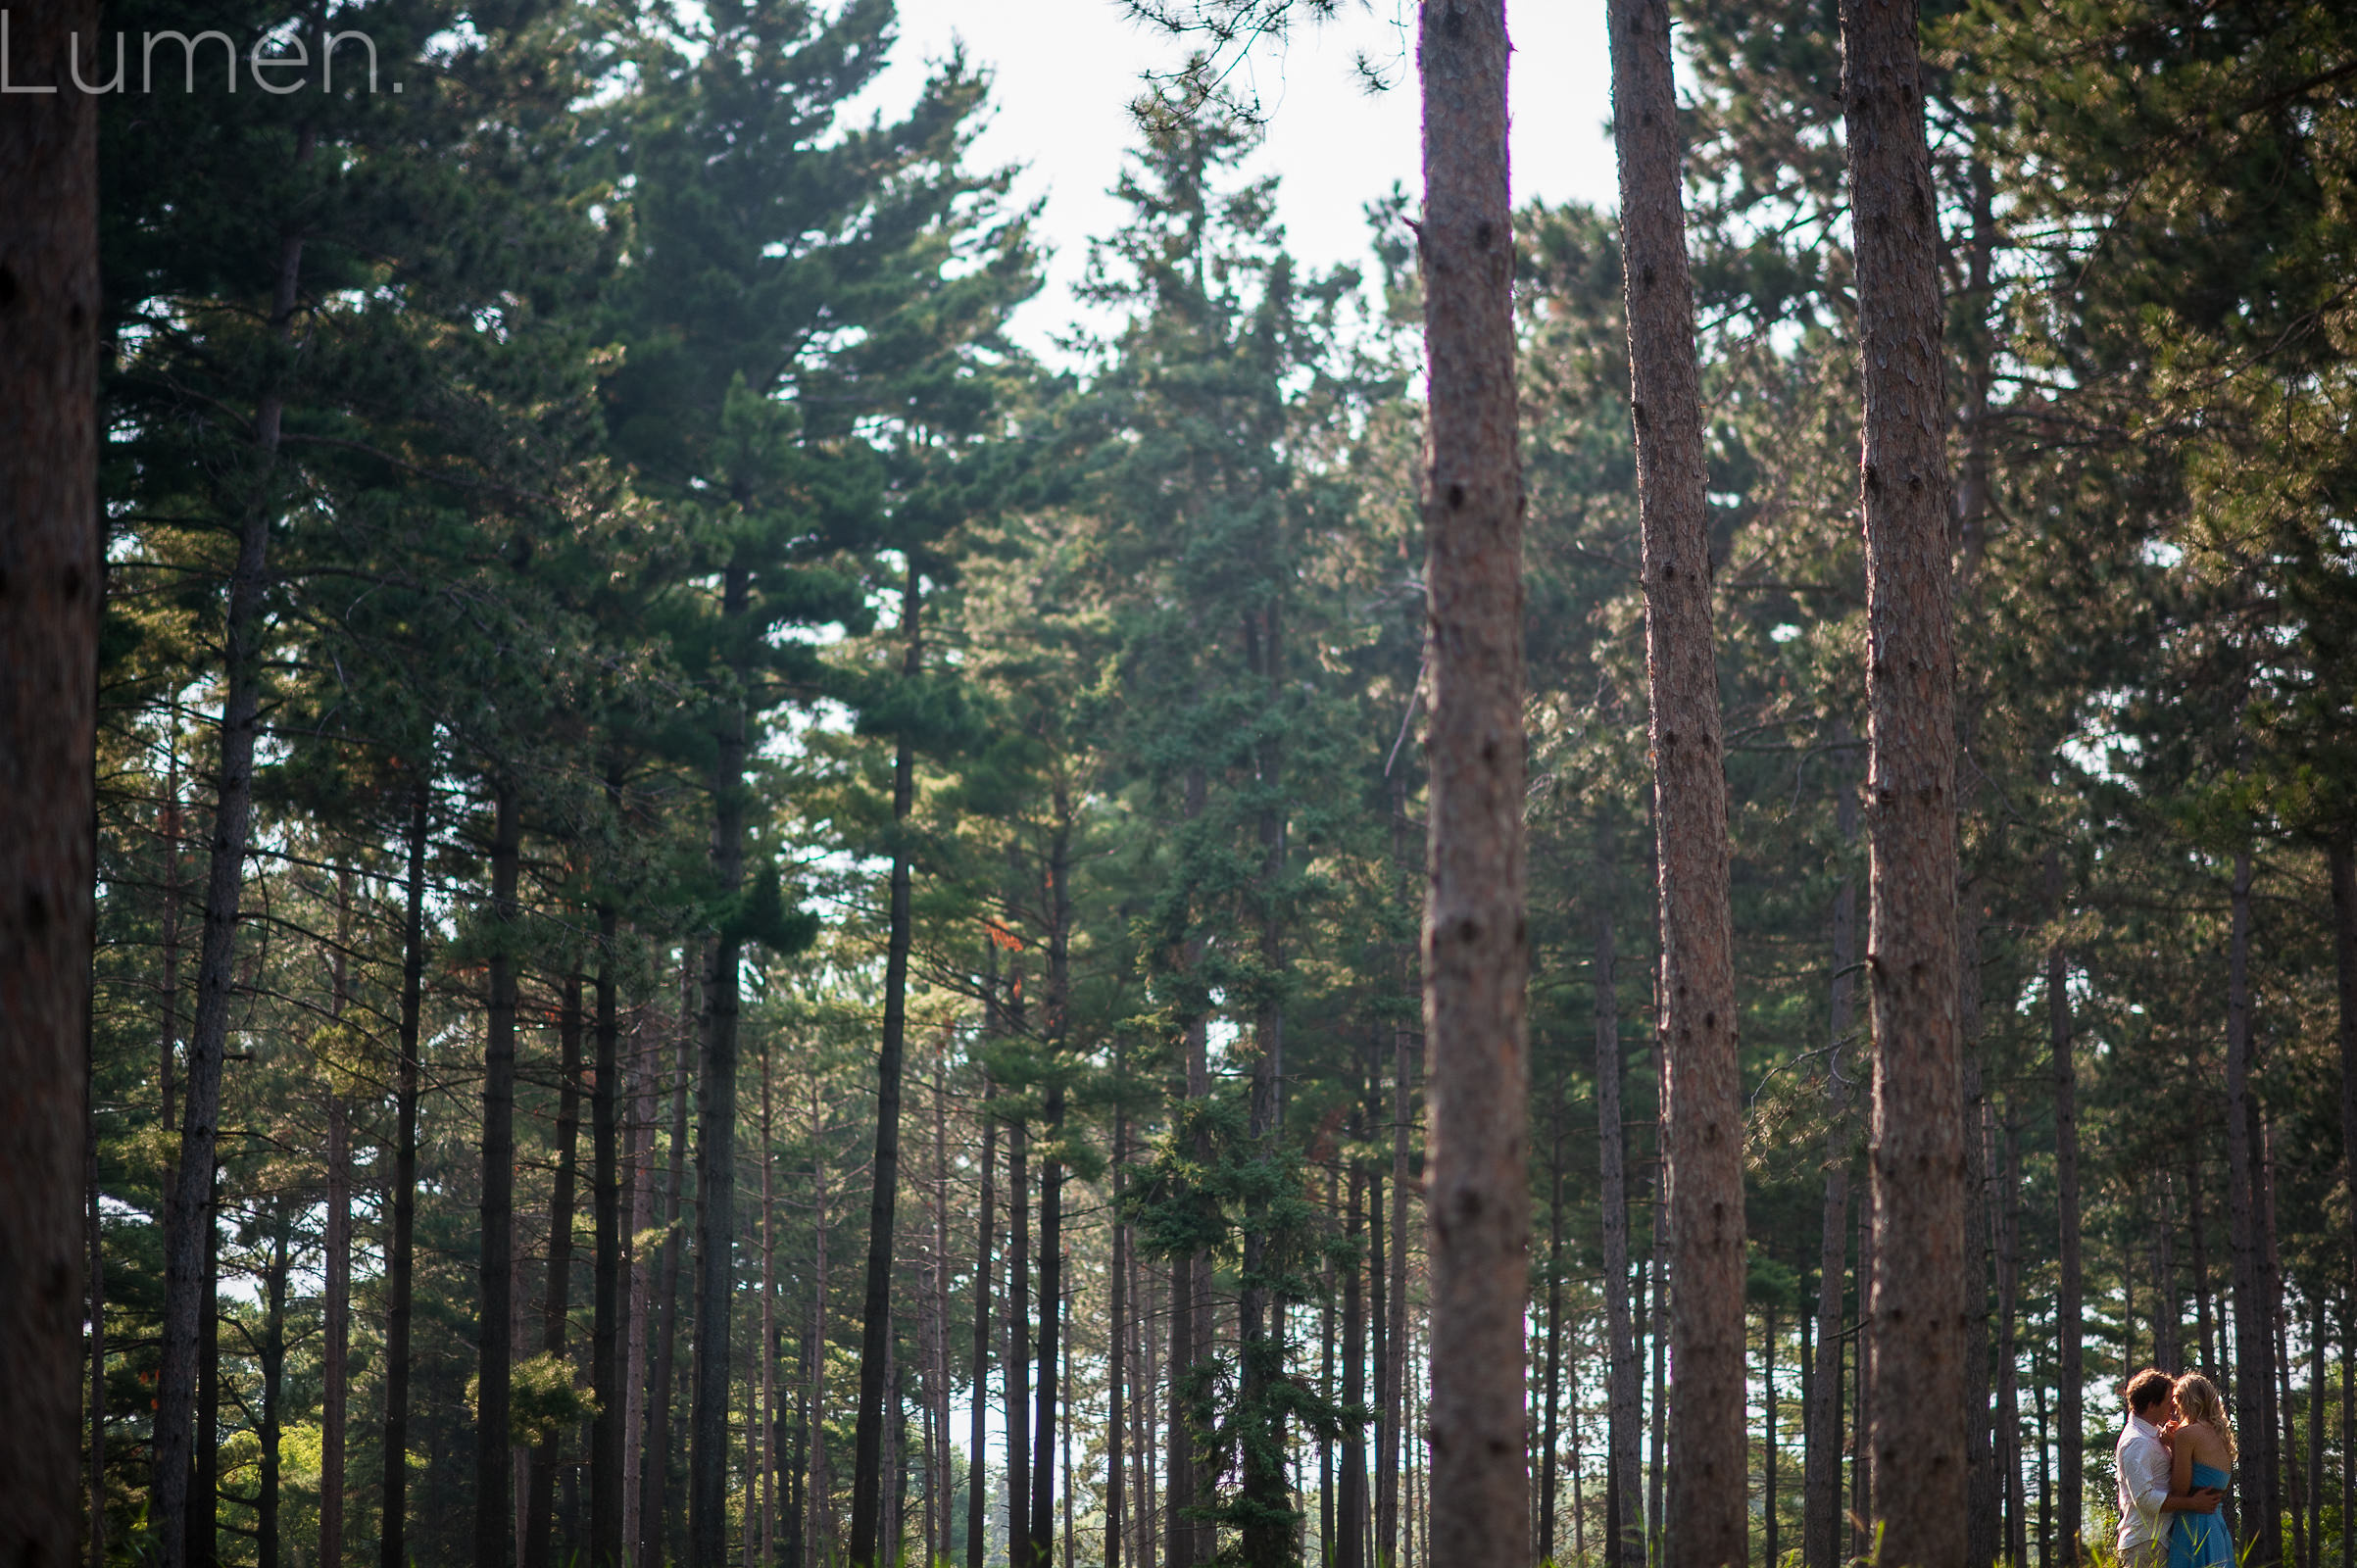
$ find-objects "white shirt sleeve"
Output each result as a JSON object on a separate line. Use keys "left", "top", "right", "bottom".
{"left": 2132, "top": 1434, "right": 2173, "bottom": 1517}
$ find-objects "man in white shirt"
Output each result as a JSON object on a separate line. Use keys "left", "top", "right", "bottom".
{"left": 2117, "top": 1368, "right": 2224, "bottom": 1568}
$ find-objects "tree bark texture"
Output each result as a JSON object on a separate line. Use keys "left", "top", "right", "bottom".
{"left": 1607, "top": 1, "right": 1749, "bottom": 1561}
{"left": 1416, "top": 4, "right": 1532, "bottom": 1565}
{"left": 0, "top": 15, "right": 98, "bottom": 1565}
{"left": 1841, "top": 0, "right": 1969, "bottom": 1561}
{"left": 0, "top": 22, "right": 100, "bottom": 1561}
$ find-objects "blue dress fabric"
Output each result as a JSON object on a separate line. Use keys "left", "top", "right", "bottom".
{"left": 2167, "top": 1460, "right": 2234, "bottom": 1568}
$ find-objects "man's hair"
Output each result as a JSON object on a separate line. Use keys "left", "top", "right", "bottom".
{"left": 2126, "top": 1369, "right": 2174, "bottom": 1414}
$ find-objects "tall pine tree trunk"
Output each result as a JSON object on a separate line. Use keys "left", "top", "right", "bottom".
{"left": 1765, "top": 1303, "right": 1781, "bottom": 1568}
{"left": 1840, "top": 0, "right": 1968, "bottom": 1560}
{"left": 0, "top": 12, "right": 100, "bottom": 1550}
{"left": 693, "top": 562, "right": 752, "bottom": 1568}
{"left": 1168, "top": 768, "right": 1209, "bottom": 1568}
{"left": 1596, "top": 818, "right": 1645, "bottom": 1568}
{"left": 1238, "top": 612, "right": 1289, "bottom": 1568}
{"left": 643, "top": 981, "right": 697, "bottom": 1568}
{"left": 476, "top": 780, "right": 524, "bottom": 1568}
{"left": 1996, "top": 1115, "right": 2028, "bottom": 1568}
{"left": 259, "top": 1210, "right": 291, "bottom": 1568}
{"left": 1607, "top": 0, "right": 1749, "bottom": 1557}
{"left": 1648, "top": 1099, "right": 1670, "bottom": 1559}
{"left": 2331, "top": 840, "right": 2357, "bottom": 1403}
{"left": 526, "top": 974, "right": 586, "bottom": 1568}
{"left": 1110, "top": 1094, "right": 1130, "bottom": 1568}
{"left": 2228, "top": 849, "right": 2282, "bottom": 1568}
{"left": 1382, "top": 775, "right": 1413, "bottom": 1568}
{"left": 1805, "top": 753, "right": 1858, "bottom": 1568}
{"left": 1415, "top": 5, "right": 1531, "bottom": 1563}
{"left": 192, "top": 1180, "right": 221, "bottom": 1568}
{"left": 1852, "top": 1193, "right": 1874, "bottom": 1563}
{"left": 761, "top": 1042, "right": 779, "bottom": 1567}
{"left": 155, "top": 198, "right": 312, "bottom": 1568}
{"left": 159, "top": 744, "right": 185, "bottom": 1159}
{"left": 1961, "top": 938, "right": 1996, "bottom": 1568}
{"left": 590, "top": 767, "right": 628, "bottom": 1568}
{"left": 1031, "top": 805, "right": 1075, "bottom": 1568}
{"left": 1343, "top": 1151, "right": 1369, "bottom": 1568}
{"left": 968, "top": 1073, "right": 997, "bottom": 1568}
{"left": 382, "top": 782, "right": 430, "bottom": 1568}
{"left": 1008, "top": 1115, "right": 1033, "bottom": 1566}
{"left": 1540, "top": 1078, "right": 1565, "bottom": 1565}
{"left": 2047, "top": 848, "right": 2084, "bottom": 1567}
{"left": 853, "top": 567, "right": 923, "bottom": 1567}
{"left": 1166, "top": 1117, "right": 1195, "bottom": 1568}
{"left": 622, "top": 1011, "right": 659, "bottom": 1563}
{"left": 1953, "top": 161, "right": 2004, "bottom": 1568}
{"left": 321, "top": 869, "right": 354, "bottom": 1568}
{"left": 809, "top": 1074, "right": 834, "bottom": 1566}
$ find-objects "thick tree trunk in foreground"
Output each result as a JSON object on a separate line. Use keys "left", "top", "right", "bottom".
{"left": 1607, "top": 0, "right": 1748, "bottom": 1560}
{"left": 382, "top": 784, "right": 430, "bottom": 1568}
{"left": 2046, "top": 848, "right": 2085, "bottom": 1567}
{"left": 1840, "top": 1, "right": 1968, "bottom": 1562}
{"left": 853, "top": 569, "right": 923, "bottom": 1567}
{"left": 1416, "top": 4, "right": 1531, "bottom": 1564}
{"left": 476, "top": 781, "right": 524, "bottom": 1568}
{"left": 0, "top": 15, "right": 100, "bottom": 1561}
{"left": 2227, "top": 853, "right": 2282, "bottom": 1568}
{"left": 1594, "top": 822, "right": 1646, "bottom": 1568}
{"left": 1805, "top": 758, "right": 1859, "bottom": 1568}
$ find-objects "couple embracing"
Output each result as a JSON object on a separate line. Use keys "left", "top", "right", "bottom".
{"left": 2115, "top": 1367, "right": 2239, "bottom": 1568}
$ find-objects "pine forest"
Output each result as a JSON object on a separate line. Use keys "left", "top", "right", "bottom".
{"left": 2, "top": 3, "right": 2355, "bottom": 1568}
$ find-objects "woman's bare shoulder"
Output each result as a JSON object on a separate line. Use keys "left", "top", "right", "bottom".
{"left": 2189, "top": 1425, "right": 2233, "bottom": 1467}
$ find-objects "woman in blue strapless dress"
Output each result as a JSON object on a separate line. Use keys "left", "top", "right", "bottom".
{"left": 2164, "top": 1373, "right": 2237, "bottom": 1568}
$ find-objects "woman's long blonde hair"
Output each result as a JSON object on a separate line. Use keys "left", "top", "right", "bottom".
{"left": 2173, "top": 1373, "right": 2238, "bottom": 1465}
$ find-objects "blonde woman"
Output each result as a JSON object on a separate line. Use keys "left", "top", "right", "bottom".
{"left": 2162, "top": 1374, "right": 2237, "bottom": 1568}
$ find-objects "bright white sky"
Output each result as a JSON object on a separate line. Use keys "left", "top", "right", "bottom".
{"left": 866, "top": 0, "right": 1620, "bottom": 361}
